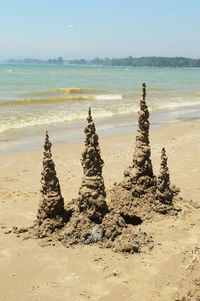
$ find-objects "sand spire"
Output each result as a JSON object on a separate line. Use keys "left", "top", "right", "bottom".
{"left": 109, "top": 83, "right": 156, "bottom": 221}
{"left": 34, "top": 131, "right": 66, "bottom": 237}
{"left": 38, "top": 131, "right": 64, "bottom": 217}
{"left": 77, "top": 108, "right": 108, "bottom": 223}
{"left": 155, "top": 147, "right": 174, "bottom": 213}
{"left": 122, "top": 83, "right": 155, "bottom": 193}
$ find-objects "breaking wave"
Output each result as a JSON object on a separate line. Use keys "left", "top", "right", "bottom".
{"left": 0, "top": 94, "right": 123, "bottom": 105}
{"left": 0, "top": 110, "right": 119, "bottom": 133}
{"left": 2, "top": 96, "right": 200, "bottom": 135}
{"left": 54, "top": 87, "right": 95, "bottom": 94}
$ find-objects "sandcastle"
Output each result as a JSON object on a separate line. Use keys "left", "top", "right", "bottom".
{"left": 12, "top": 83, "right": 181, "bottom": 253}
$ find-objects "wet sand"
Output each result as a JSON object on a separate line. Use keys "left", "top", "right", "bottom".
{"left": 1, "top": 120, "right": 200, "bottom": 300}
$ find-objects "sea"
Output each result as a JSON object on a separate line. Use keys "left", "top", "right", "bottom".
{"left": 1, "top": 64, "right": 200, "bottom": 155}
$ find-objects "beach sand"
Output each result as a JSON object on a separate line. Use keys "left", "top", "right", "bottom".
{"left": 0, "top": 120, "right": 200, "bottom": 300}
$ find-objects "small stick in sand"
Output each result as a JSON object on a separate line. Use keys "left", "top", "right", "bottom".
{"left": 185, "top": 246, "right": 199, "bottom": 270}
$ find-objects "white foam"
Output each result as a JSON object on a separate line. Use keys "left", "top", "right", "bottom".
{"left": 2, "top": 95, "right": 200, "bottom": 135}
{"left": 94, "top": 94, "right": 122, "bottom": 100}
{"left": 0, "top": 110, "right": 115, "bottom": 133}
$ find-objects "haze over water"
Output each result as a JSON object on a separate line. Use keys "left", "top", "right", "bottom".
{"left": 1, "top": 63, "right": 200, "bottom": 143}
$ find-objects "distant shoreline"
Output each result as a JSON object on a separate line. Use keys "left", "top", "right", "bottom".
{"left": 1, "top": 56, "right": 200, "bottom": 68}
{"left": 1, "top": 62, "right": 200, "bottom": 69}
{"left": 68, "top": 56, "right": 200, "bottom": 68}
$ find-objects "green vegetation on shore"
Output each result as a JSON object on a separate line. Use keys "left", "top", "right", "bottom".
{"left": 68, "top": 56, "right": 200, "bottom": 67}
{"left": 7, "top": 57, "right": 64, "bottom": 65}
{"left": 5, "top": 56, "right": 200, "bottom": 67}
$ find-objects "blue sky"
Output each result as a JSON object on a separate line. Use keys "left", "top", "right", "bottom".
{"left": 0, "top": 0, "right": 200, "bottom": 59}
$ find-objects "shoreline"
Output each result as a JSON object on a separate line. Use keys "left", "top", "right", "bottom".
{"left": 1, "top": 103, "right": 200, "bottom": 156}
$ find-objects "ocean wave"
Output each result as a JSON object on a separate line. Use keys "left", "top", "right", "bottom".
{"left": 2, "top": 69, "right": 14, "bottom": 73}
{"left": 0, "top": 94, "right": 123, "bottom": 105}
{"left": 147, "top": 96, "right": 200, "bottom": 112}
{"left": 95, "top": 94, "right": 122, "bottom": 100}
{"left": 0, "top": 114, "right": 81, "bottom": 133}
{"left": 0, "top": 104, "right": 142, "bottom": 134}
{"left": 21, "top": 87, "right": 107, "bottom": 98}
{"left": 0, "top": 110, "right": 114, "bottom": 133}
{"left": 26, "top": 90, "right": 58, "bottom": 97}
{"left": 54, "top": 87, "right": 96, "bottom": 94}
{"left": 2, "top": 98, "right": 200, "bottom": 134}
{"left": 0, "top": 106, "right": 140, "bottom": 134}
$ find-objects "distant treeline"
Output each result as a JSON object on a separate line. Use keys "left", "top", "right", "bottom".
{"left": 6, "top": 56, "right": 200, "bottom": 67}
{"left": 7, "top": 57, "right": 64, "bottom": 65}
{"left": 68, "top": 56, "right": 200, "bottom": 67}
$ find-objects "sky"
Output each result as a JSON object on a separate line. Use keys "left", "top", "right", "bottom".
{"left": 0, "top": 0, "right": 200, "bottom": 59}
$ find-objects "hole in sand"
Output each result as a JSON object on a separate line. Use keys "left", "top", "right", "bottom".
{"left": 65, "top": 209, "right": 73, "bottom": 221}
{"left": 121, "top": 214, "right": 143, "bottom": 226}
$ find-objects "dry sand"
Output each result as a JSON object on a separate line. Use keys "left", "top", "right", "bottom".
{"left": 1, "top": 120, "right": 200, "bottom": 300}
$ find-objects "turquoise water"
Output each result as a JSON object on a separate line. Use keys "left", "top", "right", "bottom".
{"left": 1, "top": 64, "right": 200, "bottom": 140}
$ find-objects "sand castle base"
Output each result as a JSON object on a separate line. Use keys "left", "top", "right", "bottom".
{"left": 13, "top": 204, "right": 154, "bottom": 254}
{"left": 56, "top": 207, "right": 154, "bottom": 254}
